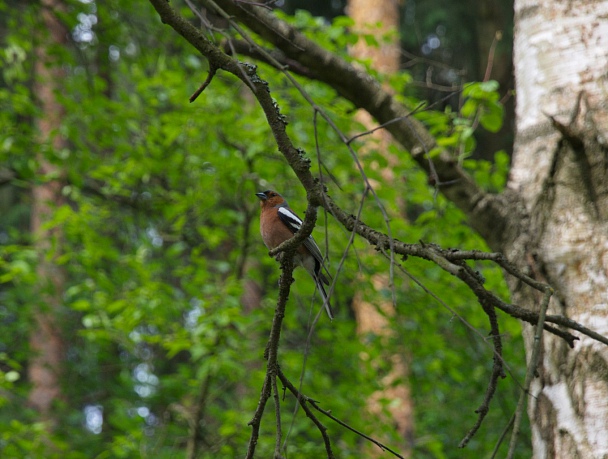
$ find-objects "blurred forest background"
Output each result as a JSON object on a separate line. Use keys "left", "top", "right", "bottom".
{"left": 0, "top": 0, "right": 529, "bottom": 457}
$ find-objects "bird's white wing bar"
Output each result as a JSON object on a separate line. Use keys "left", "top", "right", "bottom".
{"left": 277, "top": 207, "right": 328, "bottom": 274}
{"left": 277, "top": 207, "right": 303, "bottom": 233}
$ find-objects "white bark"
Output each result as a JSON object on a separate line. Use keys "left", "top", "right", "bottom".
{"left": 512, "top": 0, "right": 608, "bottom": 457}
{"left": 512, "top": 0, "right": 608, "bottom": 202}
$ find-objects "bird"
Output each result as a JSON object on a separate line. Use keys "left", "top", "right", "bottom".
{"left": 255, "top": 189, "right": 334, "bottom": 320}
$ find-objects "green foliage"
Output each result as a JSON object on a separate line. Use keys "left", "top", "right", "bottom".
{"left": 464, "top": 150, "right": 510, "bottom": 192}
{"left": 462, "top": 81, "right": 504, "bottom": 133}
{"left": 279, "top": 10, "right": 359, "bottom": 51}
{"left": 412, "top": 81, "right": 505, "bottom": 165}
{"left": 0, "top": 3, "right": 528, "bottom": 459}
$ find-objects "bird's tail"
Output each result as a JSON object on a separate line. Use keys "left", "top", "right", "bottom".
{"left": 314, "top": 274, "right": 334, "bottom": 321}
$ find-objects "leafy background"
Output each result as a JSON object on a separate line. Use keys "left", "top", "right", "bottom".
{"left": 0, "top": 1, "right": 528, "bottom": 457}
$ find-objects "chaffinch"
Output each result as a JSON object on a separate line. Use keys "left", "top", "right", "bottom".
{"left": 255, "top": 190, "right": 334, "bottom": 320}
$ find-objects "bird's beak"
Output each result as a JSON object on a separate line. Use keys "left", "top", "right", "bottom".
{"left": 255, "top": 192, "right": 267, "bottom": 200}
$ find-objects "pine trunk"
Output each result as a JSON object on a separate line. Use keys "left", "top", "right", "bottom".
{"left": 27, "top": 0, "right": 68, "bottom": 423}
{"left": 348, "top": 0, "right": 414, "bottom": 454}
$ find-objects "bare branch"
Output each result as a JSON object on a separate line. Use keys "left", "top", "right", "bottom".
{"left": 277, "top": 368, "right": 335, "bottom": 458}
{"left": 223, "top": 39, "right": 319, "bottom": 79}
{"left": 246, "top": 373, "right": 272, "bottom": 458}
{"left": 507, "top": 288, "right": 552, "bottom": 458}
{"left": 483, "top": 31, "right": 503, "bottom": 82}
{"left": 279, "top": 367, "right": 407, "bottom": 459}
{"left": 245, "top": 249, "right": 296, "bottom": 458}
{"left": 457, "top": 263, "right": 505, "bottom": 448}
{"left": 491, "top": 414, "right": 515, "bottom": 459}
{"left": 272, "top": 376, "right": 283, "bottom": 458}
{"left": 189, "top": 64, "right": 217, "bottom": 102}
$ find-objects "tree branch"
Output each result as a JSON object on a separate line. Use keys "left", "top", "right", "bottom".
{"left": 246, "top": 247, "right": 295, "bottom": 458}
{"left": 207, "top": 0, "right": 521, "bottom": 251}
{"left": 457, "top": 261, "right": 505, "bottom": 448}
{"left": 148, "top": 0, "right": 321, "bottom": 195}
{"left": 278, "top": 367, "right": 407, "bottom": 459}
{"left": 277, "top": 368, "right": 335, "bottom": 458}
{"left": 507, "top": 288, "right": 552, "bottom": 459}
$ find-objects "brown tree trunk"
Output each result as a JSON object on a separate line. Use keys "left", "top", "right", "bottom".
{"left": 348, "top": 0, "right": 401, "bottom": 74}
{"left": 27, "top": 0, "right": 68, "bottom": 423}
{"left": 509, "top": 0, "right": 608, "bottom": 456}
{"left": 347, "top": 0, "right": 414, "bottom": 454}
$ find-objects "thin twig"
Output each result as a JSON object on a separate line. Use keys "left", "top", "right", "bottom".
{"left": 380, "top": 251, "right": 522, "bottom": 387}
{"left": 307, "top": 400, "right": 405, "bottom": 459}
{"left": 483, "top": 31, "right": 502, "bottom": 82}
{"left": 184, "top": 0, "right": 216, "bottom": 34}
{"left": 400, "top": 47, "right": 467, "bottom": 73}
{"left": 272, "top": 375, "right": 283, "bottom": 458}
{"left": 279, "top": 367, "right": 403, "bottom": 459}
{"left": 491, "top": 413, "right": 515, "bottom": 459}
{"left": 189, "top": 64, "right": 217, "bottom": 102}
{"left": 346, "top": 102, "right": 426, "bottom": 144}
{"left": 444, "top": 250, "right": 548, "bottom": 292}
{"left": 456, "top": 262, "right": 505, "bottom": 447}
{"left": 278, "top": 368, "right": 335, "bottom": 458}
{"left": 506, "top": 287, "right": 552, "bottom": 458}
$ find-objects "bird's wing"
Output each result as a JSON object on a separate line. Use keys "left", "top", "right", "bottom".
{"left": 277, "top": 206, "right": 330, "bottom": 280}
{"left": 277, "top": 206, "right": 303, "bottom": 233}
{"left": 278, "top": 206, "right": 334, "bottom": 318}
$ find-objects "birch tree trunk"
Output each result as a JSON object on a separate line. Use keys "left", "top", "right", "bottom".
{"left": 510, "top": 0, "right": 608, "bottom": 456}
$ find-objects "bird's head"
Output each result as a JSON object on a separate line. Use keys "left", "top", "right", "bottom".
{"left": 255, "top": 190, "right": 286, "bottom": 208}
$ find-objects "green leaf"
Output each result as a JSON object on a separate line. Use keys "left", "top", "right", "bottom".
{"left": 333, "top": 16, "right": 355, "bottom": 27}
{"left": 480, "top": 101, "right": 504, "bottom": 132}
